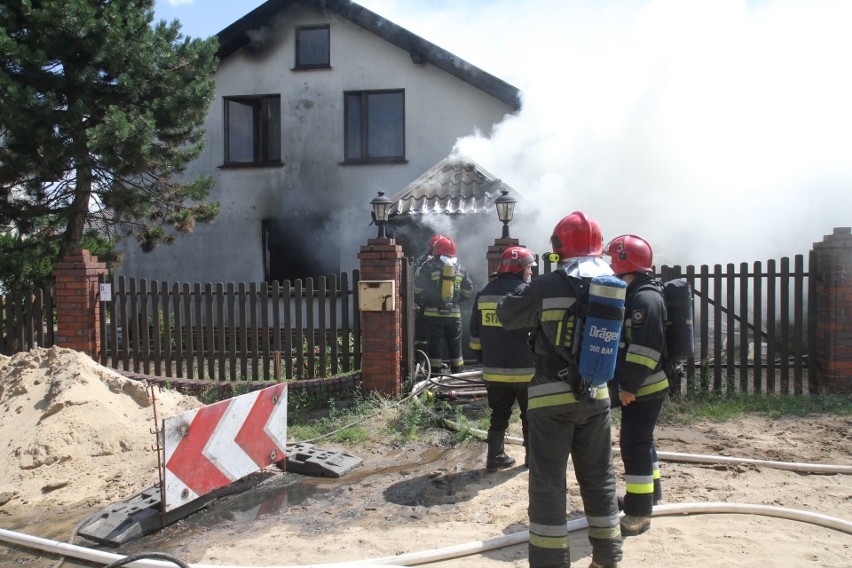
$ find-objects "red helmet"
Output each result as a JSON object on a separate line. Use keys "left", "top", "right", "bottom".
{"left": 433, "top": 236, "right": 456, "bottom": 257}
{"left": 604, "top": 234, "right": 653, "bottom": 274}
{"left": 428, "top": 234, "right": 444, "bottom": 253}
{"left": 550, "top": 211, "right": 603, "bottom": 259}
{"left": 498, "top": 246, "right": 537, "bottom": 273}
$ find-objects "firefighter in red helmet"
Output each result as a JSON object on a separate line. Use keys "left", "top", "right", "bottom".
{"left": 497, "top": 212, "right": 622, "bottom": 568}
{"left": 469, "top": 246, "right": 536, "bottom": 472}
{"left": 413, "top": 235, "right": 444, "bottom": 352}
{"left": 604, "top": 234, "right": 669, "bottom": 538}
{"left": 414, "top": 236, "right": 473, "bottom": 373}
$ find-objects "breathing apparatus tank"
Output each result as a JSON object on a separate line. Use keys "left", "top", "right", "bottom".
{"left": 440, "top": 259, "right": 456, "bottom": 305}
{"left": 578, "top": 274, "right": 627, "bottom": 386}
{"left": 663, "top": 278, "right": 694, "bottom": 361}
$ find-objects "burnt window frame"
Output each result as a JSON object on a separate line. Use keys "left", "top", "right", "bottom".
{"left": 294, "top": 24, "right": 331, "bottom": 70}
{"left": 262, "top": 218, "right": 340, "bottom": 283}
{"left": 343, "top": 89, "right": 406, "bottom": 164}
{"left": 222, "top": 94, "right": 282, "bottom": 168}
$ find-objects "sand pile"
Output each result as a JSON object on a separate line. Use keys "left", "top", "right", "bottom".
{"left": 0, "top": 346, "right": 201, "bottom": 513}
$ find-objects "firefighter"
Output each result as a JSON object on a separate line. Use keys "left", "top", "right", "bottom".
{"left": 469, "top": 246, "right": 536, "bottom": 472}
{"left": 497, "top": 212, "right": 622, "bottom": 568}
{"left": 414, "top": 236, "right": 473, "bottom": 373}
{"left": 413, "top": 235, "right": 444, "bottom": 352}
{"left": 603, "top": 234, "right": 669, "bottom": 537}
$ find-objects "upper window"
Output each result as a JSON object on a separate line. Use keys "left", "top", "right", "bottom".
{"left": 344, "top": 90, "right": 405, "bottom": 163}
{"left": 223, "top": 95, "right": 281, "bottom": 166}
{"left": 295, "top": 25, "right": 330, "bottom": 69}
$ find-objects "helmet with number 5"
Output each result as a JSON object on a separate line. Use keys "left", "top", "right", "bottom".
{"left": 498, "top": 246, "right": 537, "bottom": 273}
{"left": 603, "top": 234, "right": 654, "bottom": 275}
{"left": 550, "top": 211, "right": 603, "bottom": 259}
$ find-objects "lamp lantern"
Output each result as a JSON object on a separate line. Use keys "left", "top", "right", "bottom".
{"left": 370, "top": 191, "right": 393, "bottom": 238}
{"left": 494, "top": 189, "right": 516, "bottom": 238}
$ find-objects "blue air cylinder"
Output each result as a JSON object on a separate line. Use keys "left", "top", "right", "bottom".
{"left": 579, "top": 275, "right": 627, "bottom": 386}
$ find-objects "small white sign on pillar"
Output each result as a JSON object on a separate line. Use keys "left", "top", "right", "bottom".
{"left": 99, "top": 283, "right": 112, "bottom": 302}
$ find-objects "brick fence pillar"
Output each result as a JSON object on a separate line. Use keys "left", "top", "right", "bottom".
{"left": 358, "top": 237, "right": 404, "bottom": 396}
{"left": 51, "top": 249, "right": 108, "bottom": 359}
{"left": 486, "top": 237, "right": 521, "bottom": 280}
{"left": 812, "top": 227, "right": 852, "bottom": 395}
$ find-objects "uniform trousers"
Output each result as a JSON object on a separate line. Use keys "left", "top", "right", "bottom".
{"left": 619, "top": 396, "right": 664, "bottom": 517}
{"left": 527, "top": 403, "right": 622, "bottom": 567}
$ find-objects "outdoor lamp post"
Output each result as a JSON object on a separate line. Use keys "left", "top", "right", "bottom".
{"left": 370, "top": 191, "right": 393, "bottom": 238}
{"left": 494, "top": 189, "right": 516, "bottom": 239}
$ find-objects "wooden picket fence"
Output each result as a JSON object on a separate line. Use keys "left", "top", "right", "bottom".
{"left": 541, "top": 254, "right": 813, "bottom": 395}
{"left": 0, "top": 288, "right": 55, "bottom": 354}
{"left": 2, "top": 254, "right": 816, "bottom": 395}
{"left": 96, "top": 272, "right": 361, "bottom": 383}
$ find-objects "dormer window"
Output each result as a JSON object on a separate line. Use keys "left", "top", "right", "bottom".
{"left": 295, "top": 25, "right": 330, "bottom": 69}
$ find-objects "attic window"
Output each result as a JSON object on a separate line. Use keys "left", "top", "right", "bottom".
{"left": 295, "top": 25, "right": 330, "bottom": 69}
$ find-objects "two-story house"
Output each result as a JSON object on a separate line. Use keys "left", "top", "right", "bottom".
{"left": 116, "top": 0, "right": 520, "bottom": 285}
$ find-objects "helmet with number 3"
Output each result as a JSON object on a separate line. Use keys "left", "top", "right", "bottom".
{"left": 603, "top": 234, "right": 654, "bottom": 275}
{"left": 498, "top": 246, "right": 537, "bottom": 273}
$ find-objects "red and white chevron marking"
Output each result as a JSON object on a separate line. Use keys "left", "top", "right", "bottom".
{"left": 162, "top": 383, "right": 287, "bottom": 512}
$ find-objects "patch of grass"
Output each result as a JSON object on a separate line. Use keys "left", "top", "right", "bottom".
{"left": 661, "top": 392, "right": 852, "bottom": 425}
{"left": 288, "top": 389, "right": 394, "bottom": 445}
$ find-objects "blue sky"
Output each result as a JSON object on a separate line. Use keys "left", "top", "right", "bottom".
{"left": 152, "top": 0, "right": 852, "bottom": 264}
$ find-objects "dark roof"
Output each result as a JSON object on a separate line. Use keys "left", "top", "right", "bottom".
{"left": 388, "top": 157, "right": 519, "bottom": 217}
{"left": 215, "top": 0, "right": 521, "bottom": 110}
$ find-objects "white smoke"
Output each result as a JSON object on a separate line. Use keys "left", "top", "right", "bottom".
{"left": 360, "top": 0, "right": 852, "bottom": 266}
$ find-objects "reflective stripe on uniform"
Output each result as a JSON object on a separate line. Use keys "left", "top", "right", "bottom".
{"left": 586, "top": 511, "right": 622, "bottom": 540}
{"left": 483, "top": 367, "right": 534, "bottom": 383}
{"left": 528, "top": 522, "right": 569, "bottom": 550}
{"left": 422, "top": 308, "right": 462, "bottom": 318}
{"left": 528, "top": 381, "right": 609, "bottom": 410}
{"left": 625, "top": 474, "right": 655, "bottom": 495}
{"left": 625, "top": 343, "right": 661, "bottom": 370}
{"left": 469, "top": 338, "right": 481, "bottom": 350}
{"left": 636, "top": 370, "right": 669, "bottom": 397}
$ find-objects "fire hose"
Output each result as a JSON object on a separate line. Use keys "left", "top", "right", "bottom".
{"left": 2, "top": 370, "right": 849, "bottom": 566}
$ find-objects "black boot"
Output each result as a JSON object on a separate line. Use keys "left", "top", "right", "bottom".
{"left": 486, "top": 429, "right": 516, "bottom": 472}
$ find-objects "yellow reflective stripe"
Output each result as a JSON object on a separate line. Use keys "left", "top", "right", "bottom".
{"left": 626, "top": 482, "right": 655, "bottom": 494}
{"left": 626, "top": 352, "right": 657, "bottom": 370}
{"left": 637, "top": 377, "right": 669, "bottom": 397}
{"left": 528, "top": 386, "right": 609, "bottom": 409}
{"left": 483, "top": 371, "right": 534, "bottom": 383}
{"left": 541, "top": 308, "right": 566, "bottom": 322}
{"left": 529, "top": 533, "right": 569, "bottom": 550}
{"left": 588, "top": 526, "right": 622, "bottom": 540}
{"left": 478, "top": 301, "right": 499, "bottom": 310}
{"left": 423, "top": 310, "right": 461, "bottom": 318}
{"left": 469, "top": 338, "right": 481, "bottom": 350}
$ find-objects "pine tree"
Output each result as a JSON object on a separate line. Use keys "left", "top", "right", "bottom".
{"left": 0, "top": 0, "right": 219, "bottom": 292}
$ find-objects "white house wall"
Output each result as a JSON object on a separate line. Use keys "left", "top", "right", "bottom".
{"left": 117, "top": 5, "right": 515, "bottom": 284}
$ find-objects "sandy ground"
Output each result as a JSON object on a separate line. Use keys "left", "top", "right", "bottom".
{"left": 0, "top": 346, "right": 850, "bottom": 567}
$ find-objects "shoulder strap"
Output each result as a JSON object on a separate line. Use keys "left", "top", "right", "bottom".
{"left": 553, "top": 270, "right": 588, "bottom": 367}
